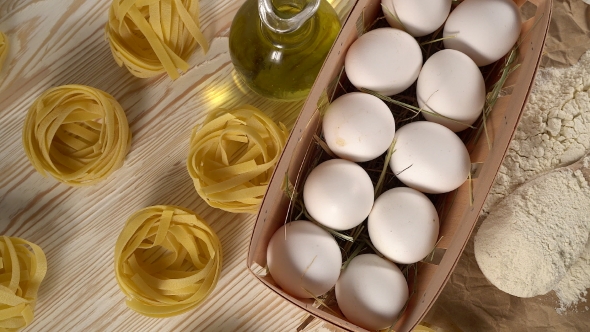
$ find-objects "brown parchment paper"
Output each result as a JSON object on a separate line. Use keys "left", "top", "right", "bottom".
{"left": 424, "top": 1, "right": 590, "bottom": 331}
{"left": 541, "top": 0, "right": 590, "bottom": 67}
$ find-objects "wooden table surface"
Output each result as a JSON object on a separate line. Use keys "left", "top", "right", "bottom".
{"left": 0, "top": 0, "right": 353, "bottom": 331}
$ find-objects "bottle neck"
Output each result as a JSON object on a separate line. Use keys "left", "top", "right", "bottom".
{"left": 258, "top": 0, "right": 320, "bottom": 34}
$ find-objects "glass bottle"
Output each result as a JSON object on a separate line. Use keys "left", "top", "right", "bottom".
{"left": 229, "top": 0, "right": 341, "bottom": 101}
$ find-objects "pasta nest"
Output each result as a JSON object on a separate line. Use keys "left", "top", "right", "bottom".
{"left": 0, "top": 31, "right": 8, "bottom": 74}
{"left": 187, "top": 106, "right": 289, "bottom": 214}
{"left": 114, "top": 205, "right": 222, "bottom": 317}
{"left": 0, "top": 236, "right": 47, "bottom": 332}
{"left": 22, "top": 85, "right": 132, "bottom": 187}
{"left": 105, "top": 0, "right": 209, "bottom": 79}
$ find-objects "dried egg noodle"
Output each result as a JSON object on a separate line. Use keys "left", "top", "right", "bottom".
{"left": 114, "top": 205, "right": 222, "bottom": 317}
{"left": 22, "top": 85, "right": 131, "bottom": 187}
{"left": 0, "top": 32, "right": 7, "bottom": 74}
{"left": 105, "top": 0, "right": 209, "bottom": 79}
{"left": 187, "top": 106, "right": 288, "bottom": 214}
{"left": 0, "top": 236, "right": 47, "bottom": 332}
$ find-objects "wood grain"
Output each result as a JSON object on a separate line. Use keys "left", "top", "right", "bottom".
{"left": 0, "top": 0, "right": 351, "bottom": 331}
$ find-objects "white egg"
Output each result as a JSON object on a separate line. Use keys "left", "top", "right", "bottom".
{"left": 417, "top": 49, "right": 486, "bottom": 132}
{"left": 322, "top": 92, "right": 395, "bottom": 162}
{"left": 345, "top": 28, "right": 422, "bottom": 96}
{"left": 303, "top": 159, "right": 374, "bottom": 230}
{"left": 368, "top": 187, "right": 440, "bottom": 264}
{"left": 389, "top": 121, "right": 470, "bottom": 194}
{"left": 267, "top": 220, "right": 342, "bottom": 299}
{"left": 382, "top": 0, "right": 452, "bottom": 37}
{"left": 335, "top": 254, "right": 409, "bottom": 331}
{"left": 443, "top": 0, "right": 521, "bottom": 66}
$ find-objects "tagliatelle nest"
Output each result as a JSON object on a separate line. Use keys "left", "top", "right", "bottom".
{"left": 0, "top": 236, "right": 47, "bottom": 332}
{"left": 22, "top": 84, "right": 132, "bottom": 187}
{"left": 187, "top": 106, "right": 289, "bottom": 214}
{"left": 114, "top": 205, "right": 222, "bottom": 317}
{"left": 105, "top": 0, "right": 209, "bottom": 79}
{"left": 0, "top": 31, "right": 8, "bottom": 74}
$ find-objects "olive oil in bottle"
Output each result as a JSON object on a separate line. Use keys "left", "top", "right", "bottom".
{"left": 229, "top": 0, "right": 341, "bottom": 101}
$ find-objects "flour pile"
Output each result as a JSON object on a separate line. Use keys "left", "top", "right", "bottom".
{"left": 480, "top": 50, "right": 590, "bottom": 312}
{"left": 555, "top": 239, "right": 590, "bottom": 313}
{"left": 475, "top": 168, "right": 590, "bottom": 298}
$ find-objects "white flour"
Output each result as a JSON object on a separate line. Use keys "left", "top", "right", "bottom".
{"left": 486, "top": 51, "right": 590, "bottom": 208}
{"left": 554, "top": 239, "right": 590, "bottom": 313}
{"left": 475, "top": 169, "right": 590, "bottom": 298}
{"left": 480, "top": 50, "right": 590, "bottom": 311}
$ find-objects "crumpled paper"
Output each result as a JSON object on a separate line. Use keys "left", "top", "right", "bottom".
{"left": 541, "top": 0, "right": 590, "bottom": 67}
{"left": 424, "top": 1, "right": 590, "bottom": 330}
